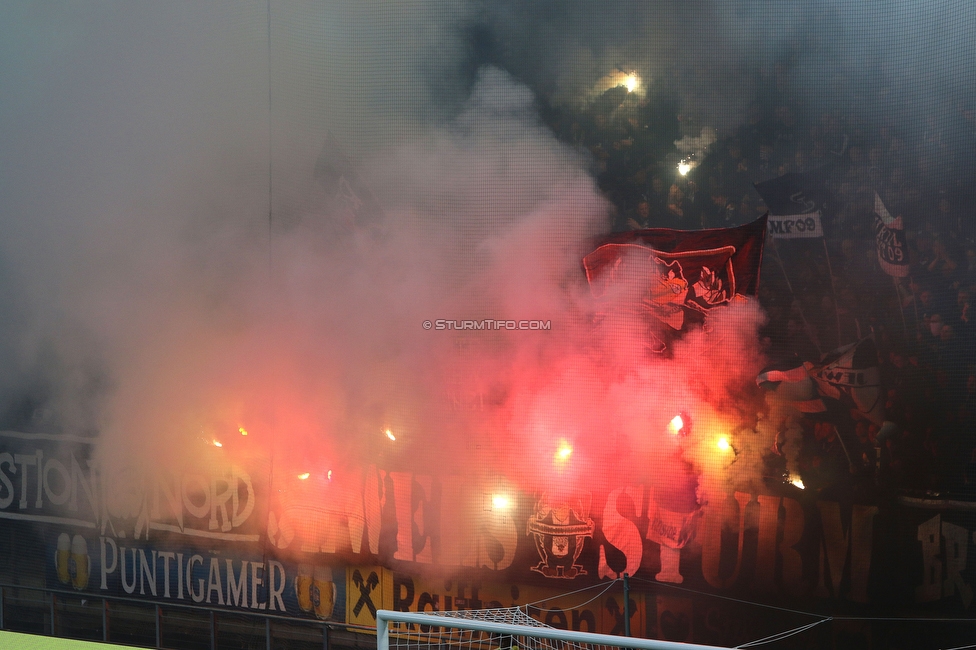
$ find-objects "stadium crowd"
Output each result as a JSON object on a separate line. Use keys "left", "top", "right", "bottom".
{"left": 540, "top": 67, "right": 976, "bottom": 499}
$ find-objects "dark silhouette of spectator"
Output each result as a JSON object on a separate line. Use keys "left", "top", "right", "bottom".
{"left": 625, "top": 199, "right": 652, "bottom": 231}
{"left": 706, "top": 187, "right": 738, "bottom": 228}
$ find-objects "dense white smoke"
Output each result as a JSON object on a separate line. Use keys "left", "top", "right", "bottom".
{"left": 11, "top": 1, "right": 972, "bottom": 497}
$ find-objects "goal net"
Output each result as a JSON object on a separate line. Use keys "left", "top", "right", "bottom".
{"left": 376, "top": 609, "right": 729, "bottom": 650}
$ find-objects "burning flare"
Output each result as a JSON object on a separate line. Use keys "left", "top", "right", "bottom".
{"left": 716, "top": 436, "right": 731, "bottom": 451}
{"left": 555, "top": 440, "right": 573, "bottom": 463}
{"left": 667, "top": 414, "right": 685, "bottom": 436}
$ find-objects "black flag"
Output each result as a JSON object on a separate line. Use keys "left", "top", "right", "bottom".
{"left": 753, "top": 170, "right": 834, "bottom": 217}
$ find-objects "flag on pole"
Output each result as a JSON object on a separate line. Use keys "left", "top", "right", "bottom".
{"left": 753, "top": 170, "right": 834, "bottom": 216}
{"left": 809, "top": 338, "right": 885, "bottom": 426}
{"left": 756, "top": 361, "right": 827, "bottom": 413}
{"left": 873, "top": 192, "right": 909, "bottom": 277}
{"left": 583, "top": 216, "right": 766, "bottom": 351}
{"left": 754, "top": 172, "right": 832, "bottom": 239}
{"left": 757, "top": 338, "right": 885, "bottom": 426}
{"left": 766, "top": 212, "right": 823, "bottom": 239}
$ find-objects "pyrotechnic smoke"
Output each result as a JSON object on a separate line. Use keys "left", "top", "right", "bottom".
{"left": 3, "top": 1, "right": 975, "bottom": 517}
{"left": 674, "top": 127, "right": 718, "bottom": 175}
{"left": 0, "top": 0, "right": 773, "bottom": 508}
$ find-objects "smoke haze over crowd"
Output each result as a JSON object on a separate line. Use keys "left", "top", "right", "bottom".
{"left": 1, "top": 1, "right": 975, "bottom": 504}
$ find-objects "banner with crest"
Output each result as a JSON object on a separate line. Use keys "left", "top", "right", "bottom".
{"left": 582, "top": 216, "right": 767, "bottom": 351}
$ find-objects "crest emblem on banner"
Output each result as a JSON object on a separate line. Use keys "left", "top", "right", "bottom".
{"left": 527, "top": 492, "right": 595, "bottom": 579}
{"left": 583, "top": 217, "right": 766, "bottom": 352}
{"left": 54, "top": 532, "right": 90, "bottom": 590}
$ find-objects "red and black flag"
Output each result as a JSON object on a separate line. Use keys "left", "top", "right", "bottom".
{"left": 583, "top": 216, "right": 767, "bottom": 351}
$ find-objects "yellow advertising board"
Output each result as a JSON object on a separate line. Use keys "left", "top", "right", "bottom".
{"left": 344, "top": 566, "right": 645, "bottom": 637}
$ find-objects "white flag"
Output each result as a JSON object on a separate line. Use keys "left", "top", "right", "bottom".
{"left": 873, "top": 193, "right": 908, "bottom": 277}
{"left": 767, "top": 212, "right": 823, "bottom": 239}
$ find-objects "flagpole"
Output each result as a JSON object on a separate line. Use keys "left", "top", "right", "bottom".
{"left": 769, "top": 236, "right": 791, "bottom": 287}
{"left": 833, "top": 424, "right": 854, "bottom": 471}
{"left": 770, "top": 239, "right": 823, "bottom": 357}
{"left": 820, "top": 235, "right": 843, "bottom": 347}
{"left": 894, "top": 276, "right": 909, "bottom": 341}
{"left": 909, "top": 275, "right": 921, "bottom": 339}
{"left": 874, "top": 192, "right": 914, "bottom": 339}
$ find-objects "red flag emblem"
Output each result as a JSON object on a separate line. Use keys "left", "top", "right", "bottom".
{"left": 583, "top": 216, "right": 767, "bottom": 351}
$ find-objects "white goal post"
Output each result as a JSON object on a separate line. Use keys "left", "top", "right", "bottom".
{"left": 376, "top": 609, "right": 731, "bottom": 650}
